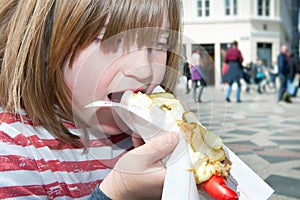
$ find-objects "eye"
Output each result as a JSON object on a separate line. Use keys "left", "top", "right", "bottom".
{"left": 155, "top": 42, "right": 168, "bottom": 49}
{"left": 152, "top": 35, "right": 170, "bottom": 50}
{"left": 152, "top": 41, "right": 169, "bottom": 51}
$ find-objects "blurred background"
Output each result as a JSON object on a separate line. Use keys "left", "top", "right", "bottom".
{"left": 178, "top": 1, "right": 300, "bottom": 199}
{"left": 181, "top": 0, "right": 299, "bottom": 87}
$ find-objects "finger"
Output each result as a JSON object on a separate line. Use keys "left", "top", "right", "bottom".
{"left": 132, "top": 132, "right": 145, "bottom": 148}
{"left": 133, "top": 131, "right": 179, "bottom": 165}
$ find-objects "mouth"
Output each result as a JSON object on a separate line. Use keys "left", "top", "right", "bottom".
{"left": 107, "top": 92, "right": 124, "bottom": 103}
{"left": 107, "top": 88, "right": 146, "bottom": 102}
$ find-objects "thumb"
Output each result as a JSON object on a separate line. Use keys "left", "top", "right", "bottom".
{"left": 134, "top": 131, "right": 179, "bottom": 165}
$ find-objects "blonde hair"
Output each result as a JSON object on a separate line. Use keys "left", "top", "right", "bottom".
{"left": 0, "top": 0, "right": 182, "bottom": 147}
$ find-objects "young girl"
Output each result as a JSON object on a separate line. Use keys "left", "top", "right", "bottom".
{"left": 0, "top": 0, "right": 181, "bottom": 199}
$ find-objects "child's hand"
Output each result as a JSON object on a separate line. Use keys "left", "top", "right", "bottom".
{"left": 131, "top": 132, "right": 145, "bottom": 148}
{"left": 100, "top": 131, "right": 179, "bottom": 200}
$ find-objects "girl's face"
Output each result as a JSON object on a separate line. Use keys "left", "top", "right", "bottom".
{"left": 64, "top": 20, "right": 170, "bottom": 135}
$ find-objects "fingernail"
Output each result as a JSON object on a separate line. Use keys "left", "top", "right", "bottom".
{"left": 167, "top": 131, "right": 177, "bottom": 144}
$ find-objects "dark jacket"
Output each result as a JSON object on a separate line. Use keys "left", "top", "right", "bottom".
{"left": 277, "top": 52, "right": 289, "bottom": 75}
{"left": 183, "top": 61, "right": 191, "bottom": 80}
{"left": 287, "top": 54, "right": 297, "bottom": 79}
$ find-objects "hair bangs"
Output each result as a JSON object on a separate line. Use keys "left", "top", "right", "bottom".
{"left": 101, "top": 0, "right": 179, "bottom": 53}
{"left": 100, "top": 0, "right": 182, "bottom": 91}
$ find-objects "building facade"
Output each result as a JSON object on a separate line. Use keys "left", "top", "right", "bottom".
{"left": 182, "top": 0, "right": 299, "bottom": 87}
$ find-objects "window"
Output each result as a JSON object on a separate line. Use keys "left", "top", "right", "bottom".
{"left": 225, "top": 0, "right": 237, "bottom": 16}
{"left": 197, "top": 0, "right": 210, "bottom": 17}
{"left": 258, "top": 0, "right": 270, "bottom": 16}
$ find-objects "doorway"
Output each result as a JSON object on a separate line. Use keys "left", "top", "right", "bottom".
{"left": 257, "top": 43, "right": 272, "bottom": 67}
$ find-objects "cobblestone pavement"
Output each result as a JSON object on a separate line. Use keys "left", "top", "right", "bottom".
{"left": 175, "top": 83, "right": 300, "bottom": 200}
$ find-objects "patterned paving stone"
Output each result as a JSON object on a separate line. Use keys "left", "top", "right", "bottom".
{"left": 259, "top": 155, "right": 298, "bottom": 163}
{"left": 285, "top": 131, "right": 300, "bottom": 137}
{"left": 256, "top": 125, "right": 282, "bottom": 130}
{"left": 273, "top": 133, "right": 290, "bottom": 137}
{"left": 269, "top": 194, "right": 300, "bottom": 200}
{"left": 256, "top": 148, "right": 300, "bottom": 158}
{"left": 227, "top": 129, "right": 257, "bottom": 135}
{"left": 244, "top": 115, "right": 268, "bottom": 118}
{"left": 271, "top": 139, "right": 300, "bottom": 145}
{"left": 265, "top": 175, "right": 300, "bottom": 199}
{"left": 225, "top": 143, "right": 261, "bottom": 153}
{"left": 292, "top": 166, "right": 300, "bottom": 171}
{"left": 282, "top": 120, "right": 300, "bottom": 125}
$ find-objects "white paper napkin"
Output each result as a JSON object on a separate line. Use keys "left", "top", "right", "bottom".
{"left": 110, "top": 99, "right": 200, "bottom": 200}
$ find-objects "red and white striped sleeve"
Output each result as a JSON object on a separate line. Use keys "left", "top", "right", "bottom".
{"left": 0, "top": 110, "right": 133, "bottom": 199}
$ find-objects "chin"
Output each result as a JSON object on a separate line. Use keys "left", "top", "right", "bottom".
{"left": 94, "top": 107, "right": 132, "bottom": 135}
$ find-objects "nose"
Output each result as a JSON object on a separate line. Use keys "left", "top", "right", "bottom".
{"left": 122, "top": 48, "right": 154, "bottom": 82}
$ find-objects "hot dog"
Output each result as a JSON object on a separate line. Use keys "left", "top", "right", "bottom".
{"left": 121, "top": 91, "right": 238, "bottom": 200}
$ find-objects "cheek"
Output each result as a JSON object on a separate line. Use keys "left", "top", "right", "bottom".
{"left": 64, "top": 43, "right": 116, "bottom": 105}
{"left": 154, "top": 66, "right": 166, "bottom": 83}
{"left": 64, "top": 43, "right": 100, "bottom": 91}
{"left": 151, "top": 52, "right": 168, "bottom": 82}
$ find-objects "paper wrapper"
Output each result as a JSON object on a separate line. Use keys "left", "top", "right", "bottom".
{"left": 87, "top": 86, "right": 274, "bottom": 199}
{"left": 220, "top": 146, "right": 274, "bottom": 200}
{"left": 109, "top": 101, "right": 200, "bottom": 200}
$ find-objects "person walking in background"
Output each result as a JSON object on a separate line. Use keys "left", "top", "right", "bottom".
{"left": 287, "top": 53, "right": 297, "bottom": 83}
{"left": 191, "top": 65, "right": 205, "bottom": 102}
{"left": 247, "top": 57, "right": 261, "bottom": 88}
{"left": 277, "top": 44, "right": 291, "bottom": 103}
{"left": 255, "top": 59, "right": 267, "bottom": 94}
{"left": 269, "top": 60, "right": 278, "bottom": 92}
{"left": 182, "top": 56, "right": 191, "bottom": 94}
{"left": 191, "top": 49, "right": 205, "bottom": 102}
{"left": 223, "top": 40, "right": 244, "bottom": 102}
{"left": 287, "top": 53, "right": 298, "bottom": 97}
{"left": 242, "top": 62, "right": 253, "bottom": 93}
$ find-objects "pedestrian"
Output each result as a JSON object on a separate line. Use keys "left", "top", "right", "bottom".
{"left": 277, "top": 44, "right": 291, "bottom": 103}
{"left": 255, "top": 59, "right": 267, "bottom": 94}
{"left": 287, "top": 53, "right": 298, "bottom": 97}
{"left": 251, "top": 57, "right": 260, "bottom": 84}
{"left": 269, "top": 60, "right": 278, "bottom": 92}
{"left": 191, "top": 65, "right": 205, "bottom": 102}
{"left": 182, "top": 56, "right": 191, "bottom": 94}
{"left": 287, "top": 53, "right": 297, "bottom": 83}
{"left": 191, "top": 49, "right": 205, "bottom": 102}
{"left": 223, "top": 40, "right": 244, "bottom": 102}
{"left": 242, "top": 62, "right": 252, "bottom": 93}
{"left": 0, "top": 0, "right": 181, "bottom": 199}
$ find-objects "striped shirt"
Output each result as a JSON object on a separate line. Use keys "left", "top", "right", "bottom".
{"left": 0, "top": 108, "right": 133, "bottom": 199}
